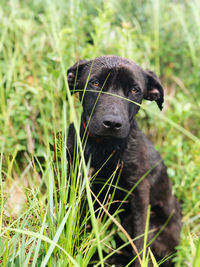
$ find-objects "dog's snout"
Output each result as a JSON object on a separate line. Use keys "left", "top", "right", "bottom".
{"left": 103, "top": 115, "right": 122, "bottom": 130}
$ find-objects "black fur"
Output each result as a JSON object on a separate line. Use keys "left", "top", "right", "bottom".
{"left": 67, "top": 56, "right": 181, "bottom": 266}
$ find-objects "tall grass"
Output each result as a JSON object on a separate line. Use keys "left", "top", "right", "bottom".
{"left": 0, "top": 0, "right": 200, "bottom": 266}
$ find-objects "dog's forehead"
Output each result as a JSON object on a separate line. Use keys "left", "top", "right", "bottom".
{"left": 93, "top": 56, "right": 139, "bottom": 71}
{"left": 89, "top": 56, "right": 145, "bottom": 84}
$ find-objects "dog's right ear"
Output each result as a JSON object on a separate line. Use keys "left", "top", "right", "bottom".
{"left": 67, "top": 59, "right": 90, "bottom": 93}
{"left": 144, "top": 70, "right": 164, "bottom": 110}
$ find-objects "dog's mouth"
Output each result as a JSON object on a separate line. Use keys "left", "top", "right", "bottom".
{"left": 88, "top": 130, "right": 128, "bottom": 144}
{"left": 90, "top": 135, "right": 127, "bottom": 151}
{"left": 96, "top": 132, "right": 126, "bottom": 139}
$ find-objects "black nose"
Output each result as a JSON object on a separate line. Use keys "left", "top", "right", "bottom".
{"left": 103, "top": 115, "right": 122, "bottom": 130}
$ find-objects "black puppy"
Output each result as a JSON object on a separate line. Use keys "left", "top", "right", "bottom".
{"left": 67, "top": 56, "right": 181, "bottom": 266}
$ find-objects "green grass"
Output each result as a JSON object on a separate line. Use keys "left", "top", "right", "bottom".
{"left": 0, "top": 0, "right": 200, "bottom": 266}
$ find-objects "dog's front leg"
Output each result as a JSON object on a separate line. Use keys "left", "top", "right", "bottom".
{"left": 129, "top": 178, "right": 150, "bottom": 266}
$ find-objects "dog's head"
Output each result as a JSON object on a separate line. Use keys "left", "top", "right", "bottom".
{"left": 67, "top": 56, "right": 164, "bottom": 139}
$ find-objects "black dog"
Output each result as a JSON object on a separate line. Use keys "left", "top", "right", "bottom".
{"left": 67, "top": 56, "right": 181, "bottom": 266}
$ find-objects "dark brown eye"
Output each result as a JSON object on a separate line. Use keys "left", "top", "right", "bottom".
{"left": 92, "top": 81, "right": 100, "bottom": 87}
{"left": 130, "top": 88, "right": 138, "bottom": 94}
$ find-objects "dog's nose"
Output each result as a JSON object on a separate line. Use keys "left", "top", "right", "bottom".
{"left": 103, "top": 115, "right": 122, "bottom": 130}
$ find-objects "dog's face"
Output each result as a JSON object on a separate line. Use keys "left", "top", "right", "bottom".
{"left": 67, "top": 56, "right": 164, "bottom": 139}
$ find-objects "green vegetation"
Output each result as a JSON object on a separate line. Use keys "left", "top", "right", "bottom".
{"left": 0, "top": 0, "right": 199, "bottom": 266}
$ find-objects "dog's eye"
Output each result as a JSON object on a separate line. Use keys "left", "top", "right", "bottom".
{"left": 91, "top": 80, "right": 100, "bottom": 87}
{"left": 130, "top": 88, "right": 138, "bottom": 94}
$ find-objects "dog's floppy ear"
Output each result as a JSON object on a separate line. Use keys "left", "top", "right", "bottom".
{"left": 144, "top": 70, "right": 164, "bottom": 110}
{"left": 67, "top": 59, "right": 90, "bottom": 93}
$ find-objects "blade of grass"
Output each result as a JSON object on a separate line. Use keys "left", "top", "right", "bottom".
{"left": 149, "top": 247, "right": 158, "bottom": 267}
{"left": 32, "top": 214, "right": 47, "bottom": 267}
{"left": 23, "top": 238, "right": 37, "bottom": 267}
{"left": 171, "top": 4, "right": 197, "bottom": 67}
{"left": 0, "top": 152, "right": 3, "bottom": 233}
{"left": 6, "top": 227, "right": 79, "bottom": 266}
{"left": 192, "top": 237, "right": 200, "bottom": 267}
{"left": 41, "top": 206, "right": 71, "bottom": 267}
{"left": 151, "top": 0, "right": 160, "bottom": 76}
{"left": 142, "top": 205, "right": 151, "bottom": 264}
{"left": 47, "top": 161, "right": 55, "bottom": 224}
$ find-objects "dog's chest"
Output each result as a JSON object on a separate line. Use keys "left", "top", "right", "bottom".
{"left": 84, "top": 138, "right": 130, "bottom": 175}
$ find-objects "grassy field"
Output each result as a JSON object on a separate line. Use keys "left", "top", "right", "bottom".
{"left": 0, "top": 0, "right": 200, "bottom": 266}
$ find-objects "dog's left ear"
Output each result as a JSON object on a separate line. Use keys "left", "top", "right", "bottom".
{"left": 144, "top": 70, "right": 164, "bottom": 110}
{"left": 67, "top": 59, "right": 90, "bottom": 93}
